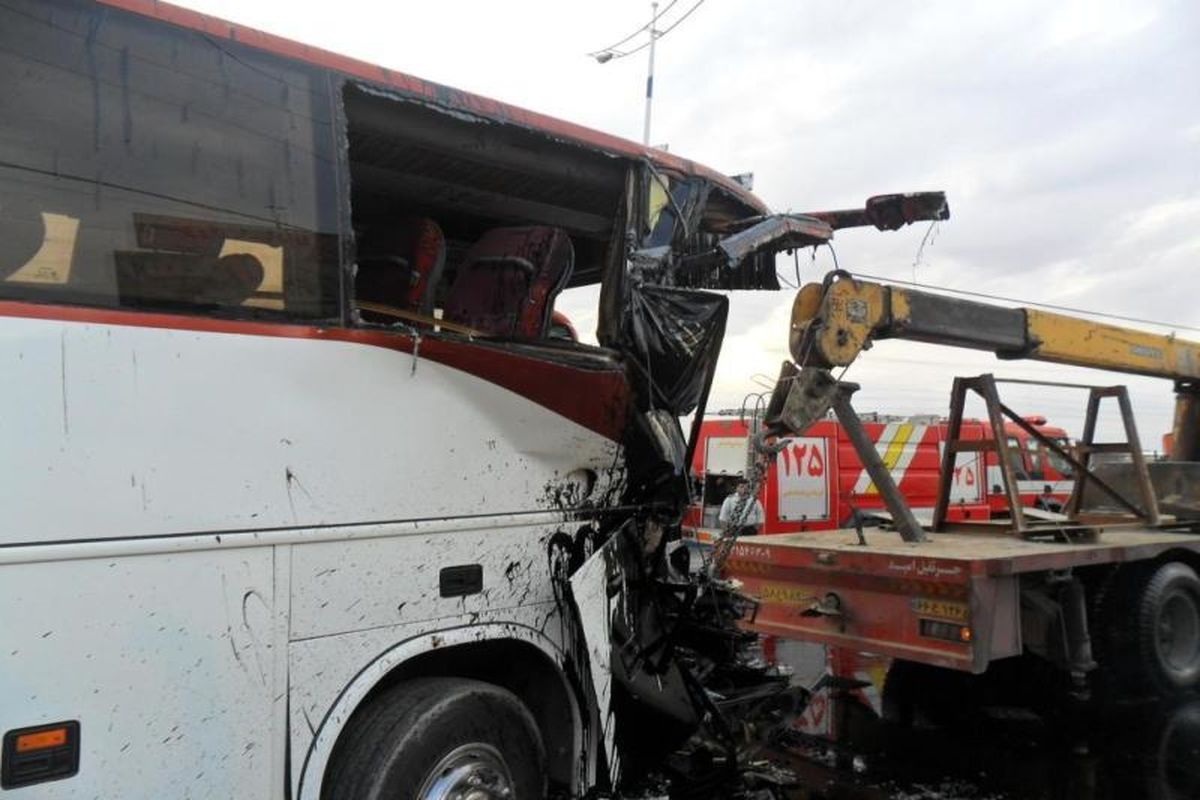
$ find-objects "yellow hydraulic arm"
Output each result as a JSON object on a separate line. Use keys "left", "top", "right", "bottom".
{"left": 789, "top": 271, "right": 1200, "bottom": 459}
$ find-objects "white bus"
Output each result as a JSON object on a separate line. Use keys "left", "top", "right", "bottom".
{"left": 0, "top": 1, "right": 783, "bottom": 797}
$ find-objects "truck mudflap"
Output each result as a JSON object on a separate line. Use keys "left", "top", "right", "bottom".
{"left": 723, "top": 536, "right": 1022, "bottom": 675}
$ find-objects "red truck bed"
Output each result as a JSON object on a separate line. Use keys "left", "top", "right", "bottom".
{"left": 725, "top": 527, "right": 1200, "bottom": 673}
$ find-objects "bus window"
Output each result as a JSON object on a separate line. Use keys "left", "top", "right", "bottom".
{"left": 0, "top": 0, "right": 339, "bottom": 319}
{"left": 340, "top": 83, "right": 626, "bottom": 338}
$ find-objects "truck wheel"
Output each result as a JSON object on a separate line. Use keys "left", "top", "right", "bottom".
{"left": 1137, "top": 562, "right": 1200, "bottom": 695}
{"left": 321, "top": 677, "right": 546, "bottom": 800}
{"left": 1152, "top": 700, "right": 1200, "bottom": 800}
{"left": 881, "top": 659, "right": 972, "bottom": 727}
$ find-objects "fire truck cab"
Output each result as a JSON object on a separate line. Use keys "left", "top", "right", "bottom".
{"left": 988, "top": 415, "right": 1075, "bottom": 514}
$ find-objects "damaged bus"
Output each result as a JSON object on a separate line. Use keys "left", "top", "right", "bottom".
{"left": 0, "top": 1, "right": 945, "bottom": 796}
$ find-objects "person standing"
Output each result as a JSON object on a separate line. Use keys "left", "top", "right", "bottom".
{"left": 718, "top": 479, "right": 765, "bottom": 536}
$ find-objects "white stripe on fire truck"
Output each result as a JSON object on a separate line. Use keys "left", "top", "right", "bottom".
{"left": 886, "top": 424, "right": 927, "bottom": 490}
{"left": 852, "top": 423, "right": 899, "bottom": 494}
{"left": 854, "top": 423, "right": 927, "bottom": 494}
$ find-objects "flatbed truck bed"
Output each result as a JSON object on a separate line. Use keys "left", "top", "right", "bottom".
{"left": 724, "top": 527, "right": 1200, "bottom": 674}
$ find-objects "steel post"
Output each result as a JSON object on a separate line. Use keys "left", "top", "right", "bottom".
{"left": 832, "top": 384, "right": 927, "bottom": 543}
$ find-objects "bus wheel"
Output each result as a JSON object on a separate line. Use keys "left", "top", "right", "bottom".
{"left": 1137, "top": 562, "right": 1200, "bottom": 695}
{"left": 322, "top": 677, "right": 546, "bottom": 800}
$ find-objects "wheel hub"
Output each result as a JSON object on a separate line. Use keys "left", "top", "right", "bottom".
{"left": 1158, "top": 590, "right": 1200, "bottom": 672}
{"left": 418, "top": 743, "right": 515, "bottom": 800}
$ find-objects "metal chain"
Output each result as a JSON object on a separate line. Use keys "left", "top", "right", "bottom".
{"left": 707, "top": 398, "right": 777, "bottom": 577}
{"left": 706, "top": 452, "right": 770, "bottom": 577}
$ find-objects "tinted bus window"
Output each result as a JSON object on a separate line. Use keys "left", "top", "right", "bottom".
{"left": 0, "top": 0, "right": 340, "bottom": 318}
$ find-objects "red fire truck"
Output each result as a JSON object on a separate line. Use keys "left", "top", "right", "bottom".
{"left": 684, "top": 411, "right": 1075, "bottom": 543}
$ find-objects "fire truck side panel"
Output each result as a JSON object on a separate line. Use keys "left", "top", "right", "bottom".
{"left": 688, "top": 416, "right": 1001, "bottom": 539}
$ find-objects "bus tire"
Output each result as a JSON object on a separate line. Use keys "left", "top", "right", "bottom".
{"left": 1136, "top": 562, "right": 1200, "bottom": 696}
{"left": 322, "top": 677, "right": 546, "bottom": 800}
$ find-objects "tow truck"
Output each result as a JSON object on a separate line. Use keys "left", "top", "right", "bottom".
{"left": 715, "top": 271, "right": 1200, "bottom": 707}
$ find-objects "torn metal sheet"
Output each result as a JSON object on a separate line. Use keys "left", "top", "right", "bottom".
{"left": 570, "top": 534, "right": 624, "bottom": 787}
{"left": 717, "top": 214, "right": 834, "bottom": 267}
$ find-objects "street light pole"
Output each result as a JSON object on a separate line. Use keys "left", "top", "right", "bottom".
{"left": 642, "top": 1, "right": 659, "bottom": 146}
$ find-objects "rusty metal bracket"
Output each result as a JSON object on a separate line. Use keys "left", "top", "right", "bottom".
{"left": 762, "top": 361, "right": 838, "bottom": 436}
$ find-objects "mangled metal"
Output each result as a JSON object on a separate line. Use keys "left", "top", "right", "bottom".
{"left": 716, "top": 214, "right": 833, "bottom": 268}
{"left": 553, "top": 182, "right": 955, "bottom": 796}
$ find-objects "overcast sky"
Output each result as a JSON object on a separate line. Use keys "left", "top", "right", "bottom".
{"left": 176, "top": 0, "right": 1200, "bottom": 446}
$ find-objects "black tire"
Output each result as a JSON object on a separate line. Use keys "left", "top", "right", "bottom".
{"left": 1091, "top": 564, "right": 1147, "bottom": 700}
{"left": 1136, "top": 562, "right": 1200, "bottom": 696}
{"left": 881, "top": 659, "right": 973, "bottom": 728}
{"left": 322, "top": 677, "right": 546, "bottom": 800}
{"left": 1154, "top": 700, "right": 1200, "bottom": 800}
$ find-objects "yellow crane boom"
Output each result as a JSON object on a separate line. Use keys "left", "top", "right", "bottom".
{"left": 788, "top": 271, "right": 1200, "bottom": 459}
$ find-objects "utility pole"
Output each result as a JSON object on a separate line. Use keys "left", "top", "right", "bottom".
{"left": 643, "top": 2, "right": 659, "bottom": 146}
{"left": 592, "top": 1, "right": 684, "bottom": 147}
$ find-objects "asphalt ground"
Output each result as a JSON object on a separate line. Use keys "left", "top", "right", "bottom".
{"left": 777, "top": 695, "right": 1200, "bottom": 800}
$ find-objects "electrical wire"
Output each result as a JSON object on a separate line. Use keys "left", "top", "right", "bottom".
{"left": 591, "top": 0, "right": 707, "bottom": 60}
{"left": 851, "top": 271, "right": 1200, "bottom": 335}
{"left": 587, "top": 0, "right": 679, "bottom": 57}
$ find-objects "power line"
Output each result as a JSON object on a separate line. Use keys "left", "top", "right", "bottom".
{"left": 590, "top": 0, "right": 707, "bottom": 60}
{"left": 851, "top": 271, "right": 1200, "bottom": 335}
{"left": 588, "top": 0, "right": 679, "bottom": 57}
{"left": 619, "top": 0, "right": 707, "bottom": 58}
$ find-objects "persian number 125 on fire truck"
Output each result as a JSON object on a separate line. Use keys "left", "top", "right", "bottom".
{"left": 684, "top": 411, "right": 1075, "bottom": 541}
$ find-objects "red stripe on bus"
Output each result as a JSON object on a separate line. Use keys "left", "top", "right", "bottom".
{"left": 0, "top": 300, "right": 630, "bottom": 441}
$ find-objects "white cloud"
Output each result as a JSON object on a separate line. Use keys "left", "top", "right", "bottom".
{"left": 1120, "top": 196, "right": 1200, "bottom": 244}
{"left": 1040, "top": 0, "right": 1160, "bottom": 49}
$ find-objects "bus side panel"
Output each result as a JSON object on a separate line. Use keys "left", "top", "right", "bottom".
{"left": 0, "top": 547, "right": 280, "bottom": 798}
{"left": 1, "top": 316, "right": 621, "bottom": 546}
{"left": 289, "top": 522, "right": 564, "bottom": 642}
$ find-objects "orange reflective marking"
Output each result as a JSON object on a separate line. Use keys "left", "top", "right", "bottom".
{"left": 15, "top": 728, "right": 68, "bottom": 753}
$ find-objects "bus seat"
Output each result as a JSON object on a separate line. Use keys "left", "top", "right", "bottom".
{"left": 443, "top": 226, "right": 574, "bottom": 338}
{"left": 402, "top": 217, "right": 446, "bottom": 315}
{"left": 355, "top": 217, "right": 446, "bottom": 317}
{"left": 548, "top": 310, "right": 578, "bottom": 342}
